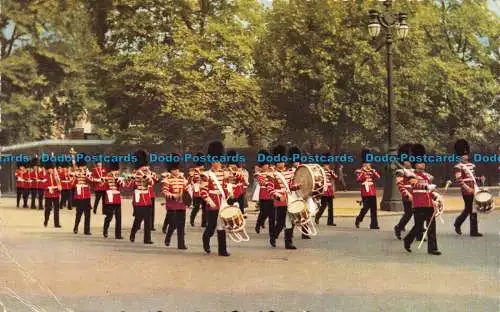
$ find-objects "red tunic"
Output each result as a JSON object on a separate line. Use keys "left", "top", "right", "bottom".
{"left": 408, "top": 171, "right": 435, "bottom": 208}
{"left": 188, "top": 167, "right": 203, "bottom": 198}
{"left": 58, "top": 168, "right": 73, "bottom": 190}
{"left": 127, "top": 166, "right": 154, "bottom": 206}
{"left": 268, "top": 168, "right": 294, "bottom": 207}
{"left": 30, "top": 168, "right": 47, "bottom": 189}
{"left": 323, "top": 168, "right": 339, "bottom": 197}
{"left": 23, "top": 170, "right": 32, "bottom": 189}
{"left": 162, "top": 173, "right": 188, "bottom": 210}
{"left": 396, "top": 169, "right": 414, "bottom": 200}
{"left": 200, "top": 168, "right": 228, "bottom": 211}
{"left": 72, "top": 167, "right": 92, "bottom": 200}
{"left": 44, "top": 171, "right": 61, "bottom": 198}
{"left": 355, "top": 168, "right": 380, "bottom": 197}
{"left": 16, "top": 169, "right": 26, "bottom": 188}
{"left": 453, "top": 162, "right": 477, "bottom": 196}
{"left": 226, "top": 166, "right": 245, "bottom": 199}
{"left": 103, "top": 172, "right": 123, "bottom": 205}
{"left": 255, "top": 171, "right": 274, "bottom": 200}
{"left": 91, "top": 167, "right": 107, "bottom": 191}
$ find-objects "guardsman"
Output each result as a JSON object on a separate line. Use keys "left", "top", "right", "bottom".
{"left": 21, "top": 161, "right": 32, "bottom": 208}
{"left": 188, "top": 153, "right": 207, "bottom": 227}
{"left": 92, "top": 161, "right": 107, "bottom": 214}
{"left": 402, "top": 144, "right": 442, "bottom": 255}
{"left": 200, "top": 141, "right": 231, "bottom": 256}
{"left": 102, "top": 161, "right": 124, "bottom": 239}
{"left": 268, "top": 145, "right": 297, "bottom": 249}
{"left": 30, "top": 156, "right": 46, "bottom": 210}
{"left": 315, "top": 153, "right": 339, "bottom": 226}
{"left": 162, "top": 155, "right": 189, "bottom": 249}
{"left": 394, "top": 144, "right": 415, "bottom": 240}
{"left": 128, "top": 150, "right": 155, "bottom": 244}
{"left": 254, "top": 149, "right": 273, "bottom": 234}
{"left": 15, "top": 162, "right": 28, "bottom": 208}
{"left": 355, "top": 149, "right": 380, "bottom": 229}
{"left": 72, "top": 155, "right": 93, "bottom": 235}
{"left": 43, "top": 161, "right": 62, "bottom": 228}
{"left": 287, "top": 146, "right": 310, "bottom": 239}
{"left": 59, "top": 161, "right": 73, "bottom": 210}
{"left": 147, "top": 166, "right": 159, "bottom": 231}
{"left": 226, "top": 150, "right": 246, "bottom": 215}
{"left": 239, "top": 163, "right": 250, "bottom": 218}
{"left": 453, "top": 139, "right": 483, "bottom": 237}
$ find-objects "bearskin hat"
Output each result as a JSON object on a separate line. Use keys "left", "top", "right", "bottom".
{"left": 45, "top": 161, "right": 55, "bottom": 169}
{"left": 288, "top": 146, "right": 301, "bottom": 163}
{"left": 135, "top": 149, "right": 148, "bottom": 168}
{"left": 258, "top": 149, "right": 270, "bottom": 165}
{"left": 411, "top": 144, "right": 426, "bottom": 166}
{"left": 361, "top": 149, "right": 371, "bottom": 163}
{"left": 166, "top": 154, "right": 181, "bottom": 171}
{"left": 31, "top": 155, "right": 40, "bottom": 167}
{"left": 109, "top": 161, "right": 120, "bottom": 171}
{"left": 194, "top": 152, "right": 204, "bottom": 167}
{"left": 77, "top": 154, "right": 87, "bottom": 167}
{"left": 207, "top": 141, "right": 225, "bottom": 158}
{"left": 398, "top": 143, "right": 412, "bottom": 157}
{"left": 454, "top": 139, "right": 470, "bottom": 156}
{"left": 226, "top": 150, "right": 238, "bottom": 165}
{"left": 272, "top": 145, "right": 287, "bottom": 157}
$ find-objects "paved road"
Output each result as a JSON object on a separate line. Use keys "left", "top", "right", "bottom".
{"left": 0, "top": 197, "right": 498, "bottom": 312}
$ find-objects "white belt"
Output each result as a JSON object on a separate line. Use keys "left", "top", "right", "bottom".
{"left": 208, "top": 190, "right": 222, "bottom": 195}
{"left": 106, "top": 190, "right": 120, "bottom": 202}
{"left": 413, "top": 190, "right": 430, "bottom": 193}
{"left": 462, "top": 178, "right": 474, "bottom": 182}
{"left": 362, "top": 182, "right": 373, "bottom": 192}
{"left": 76, "top": 184, "right": 88, "bottom": 195}
{"left": 134, "top": 190, "right": 149, "bottom": 202}
{"left": 404, "top": 185, "right": 411, "bottom": 188}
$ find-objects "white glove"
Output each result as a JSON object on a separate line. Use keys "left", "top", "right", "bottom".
{"left": 427, "top": 184, "right": 437, "bottom": 191}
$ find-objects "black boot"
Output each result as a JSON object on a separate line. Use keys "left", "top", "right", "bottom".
{"left": 203, "top": 232, "right": 211, "bottom": 254}
{"left": 178, "top": 227, "right": 187, "bottom": 250}
{"left": 284, "top": 229, "right": 297, "bottom": 250}
{"left": 164, "top": 231, "right": 172, "bottom": 247}
{"left": 470, "top": 213, "right": 483, "bottom": 237}
{"left": 301, "top": 234, "right": 311, "bottom": 239}
{"left": 130, "top": 227, "right": 137, "bottom": 242}
{"left": 403, "top": 237, "right": 412, "bottom": 253}
{"left": 103, "top": 222, "right": 109, "bottom": 238}
{"left": 217, "top": 230, "right": 230, "bottom": 257}
{"left": 394, "top": 225, "right": 402, "bottom": 240}
{"left": 355, "top": 217, "right": 360, "bottom": 228}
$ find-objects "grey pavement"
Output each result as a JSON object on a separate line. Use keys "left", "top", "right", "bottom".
{"left": 0, "top": 197, "right": 498, "bottom": 312}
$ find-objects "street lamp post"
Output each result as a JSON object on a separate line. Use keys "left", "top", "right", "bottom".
{"left": 368, "top": 1, "right": 409, "bottom": 211}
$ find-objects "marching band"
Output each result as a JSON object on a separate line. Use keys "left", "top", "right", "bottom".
{"left": 12, "top": 138, "right": 496, "bottom": 257}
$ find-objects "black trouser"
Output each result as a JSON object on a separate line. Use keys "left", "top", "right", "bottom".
{"left": 22, "top": 189, "right": 30, "bottom": 208}
{"left": 44, "top": 197, "right": 60, "bottom": 227}
{"left": 74, "top": 198, "right": 91, "bottom": 234}
{"left": 190, "top": 197, "right": 206, "bottom": 226}
{"left": 356, "top": 196, "right": 378, "bottom": 227}
{"left": 256, "top": 199, "right": 272, "bottom": 228}
{"left": 103, "top": 203, "right": 122, "bottom": 238}
{"left": 203, "top": 210, "right": 219, "bottom": 243}
{"left": 165, "top": 210, "right": 187, "bottom": 248}
{"left": 236, "top": 195, "right": 245, "bottom": 215}
{"left": 60, "top": 189, "right": 72, "bottom": 209}
{"left": 16, "top": 187, "right": 23, "bottom": 207}
{"left": 151, "top": 197, "right": 156, "bottom": 229}
{"left": 274, "top": 205, "right": 288, "bottom": 239}
{"left": 71, "top": 189, "right": 77, "bottom": 207}
{"left": 162, "top": 210, "right": 174, "bottom": 233}
{"left": 454, "top": 194, "right": 480, "bottom": 234}
{"left": 93, "top": 190, "right": 105, "bottom": 212}
{"left": 395, "top": 200, "right": 413, "bottom": 231}
{"left": 30, "top": 188, "right": 44, "bottom": 209}
{"left": 316, "top": 196, "right": 334, "bottom": 225}
{"left": 404, "top": 207, "right": 438, "bottom": 252}
{"left": 131, "top": 205, "right": 152, "bottom": 243}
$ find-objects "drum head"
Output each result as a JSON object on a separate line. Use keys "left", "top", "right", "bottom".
{"left": 293, "top": 166, "right": 314, "bottom": 198}
{"left": 288, "top": 200, "right": 306, "bottom": 213}
{"left": 220, "top": 206, "right": 241, "bottom": 218}
{"left": 475, "top": 191, "right": 492, "bottom": 202}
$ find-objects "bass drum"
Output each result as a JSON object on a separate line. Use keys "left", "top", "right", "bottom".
{"left": 292, "top": 164, "right": 327, "bottom": 200}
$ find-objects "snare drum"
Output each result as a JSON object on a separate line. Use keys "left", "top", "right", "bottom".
{"left": 293, "top": 164, "right": 327, "bottom": 199}
{"left": 219, "top": 205, "right": 250, "bottom": 242}
{"left": 474, "top": 189, "right": 495, "bottom": 214}
{"left": 287, "top": 199, "right": 309, "bottom": 226}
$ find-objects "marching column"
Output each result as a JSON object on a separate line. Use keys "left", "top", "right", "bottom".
{"left": 200, "top": 141, "right": 230, "bottom": 257}
{"left": 355, "top": 149, "right": 380, "bottom": 230}
{"left": 43, "top": 162, "right": 61, "bottom": 228}
{"left": 162, "top": 156, "right": 189, "bottom": 250}
{"left": 403, "top": 144, "right": 441, "bottom": 255}
{"left": 102, "top": 162, "right": 124, "bottom": 239}
{"left": 453, "top": 139, "right": 483, "bottom": 237}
